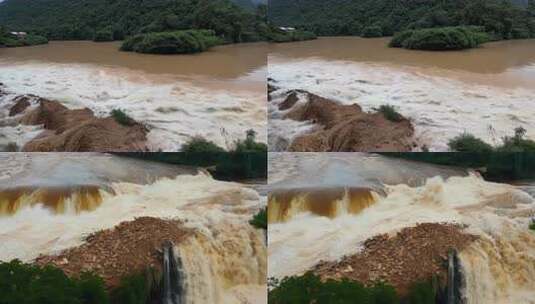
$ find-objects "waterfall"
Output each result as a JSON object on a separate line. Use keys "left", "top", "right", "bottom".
{"left": 162, "top": 241, "right": 186, "bottom": 304}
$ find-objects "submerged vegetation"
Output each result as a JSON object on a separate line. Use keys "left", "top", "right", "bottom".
{"left": 111, "top": 109, "right": 137, "bottom": 127}
{"left": 120, "top": 30, "right": 223, "bottom": 54}
{"left": 269, "top": 0, "right": 535, "bottom": 43}
{"left": 390, "top": 26, "right": 490, "bottom": 50}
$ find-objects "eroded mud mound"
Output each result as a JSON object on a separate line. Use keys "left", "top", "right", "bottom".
{"left": 16, "top": 98, "right": 148, "bottom": 152}
{"left": 35, "top": 217, "right": 191, "bottom": 288}
{"left": 278, "top": 91, "right": 415, "bottom": 152}
{"left": 313, "top": 223, "right": 477, "bottom": 296}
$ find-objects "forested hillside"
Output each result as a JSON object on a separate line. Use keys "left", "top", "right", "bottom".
{"left": 0, "top": 0, "right": 268, "bottom": 43}
{"left": 268, "top": 0, "right": 535, "bottom": 39}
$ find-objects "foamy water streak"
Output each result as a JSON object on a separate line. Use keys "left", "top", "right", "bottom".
{"left": 269, "top": 58, "right": 535, "bottom": 151}
{"left": 269, "top": 172, "right": 535, "bottom": 303}
{"left": 0, "top": 62, "right": 266, "bottom": 151}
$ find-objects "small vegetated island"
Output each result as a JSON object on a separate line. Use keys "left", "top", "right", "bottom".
{"left": 0, "top": 26, "right": 47, "bottom": 48}
{"left": 0, "top": 0, "right": 280, "bottom": 54}
{"left": 269, "top": 0, "right": 535, "bottom": 49}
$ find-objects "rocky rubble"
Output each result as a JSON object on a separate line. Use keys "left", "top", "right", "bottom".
{"left": 35, "top": 217, "right": 191, "bottom": 289}
{"left": 274, "top": 90, "right": 416, "bottom": 152}
{"left": 313, "top": 223, "right": 477, "bottom": 297}
{"left": 4, "top": 94, "right": 148, "bottom": 151}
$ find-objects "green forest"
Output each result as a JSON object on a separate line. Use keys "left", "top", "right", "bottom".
{"left": 0, "top": 0, "right": 269, "bottom": 44}
{"left": 0, "top": 26, "right": 48, "bottom": 47}
{"left": 268, "top": 0, "right": 535, "bottom": 41}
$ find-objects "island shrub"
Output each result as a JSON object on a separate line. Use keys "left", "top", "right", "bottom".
{"left": 496, "top": 127, "right": 535, "bottom": 152}
{"left": 0, "top": 260, "right": 109, "bottom": 304}
{"left": 181, "top": 136, "right": 226, "bottom": 153}
{"left": 120, "top": 30, "right": 223, "bottom": 54}
{"left": 111, "top": 109, "right": 136, "bottom": 126}
{"left": 0, "top": 31, "right": 48, "bottom": 48}
{"left": 375, "top": 104, "right": 404, "bottom": 122}
{"left": 362, "top": 25, "right": 383, "bottom": 38}
{"left": 390, "top": 26, "right": 490, "bottom": 50}
{"left": 268, "top": 272, "right": 399, "bottom": 304}
{"left": 234, "top": 129, "right": 268, "bottom": 152}
{"left": 93, "top": 29, "right": 114, "bottom": 42}
{"left": 447, "top": 133, "right": 494, "bottom": 153}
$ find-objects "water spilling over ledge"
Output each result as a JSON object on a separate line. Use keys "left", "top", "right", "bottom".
{"left": 0, "top": 185, "right": 107, "bottom": 216}
{"left": 268, "top": 187, "right": 379, "bottom": 223}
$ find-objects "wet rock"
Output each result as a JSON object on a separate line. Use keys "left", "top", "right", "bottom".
{"left": 20, "top": 99, "right": 148, "bottom": 152}
{"left": 283, "top": 92, "right": 415, "bottom": 152}
{"left": 278, "top": 91, "right": 299, "bottom": 111}
{"left": 8, "top": 96, "right": 32, "bottom": 116}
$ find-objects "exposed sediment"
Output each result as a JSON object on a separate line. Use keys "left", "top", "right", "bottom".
{"left": 313, "top": 223, "right": 477, "bottom": 297}
{"left": 273, "top": 89, "right": 415, "bottom": 151}
{"left": 20, "top": 98, "right": 148, "bottom": 151}
{"left": 35, "top": 217, "right": 191, "bottom": 289}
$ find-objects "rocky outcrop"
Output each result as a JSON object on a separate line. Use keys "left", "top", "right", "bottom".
{"left": 19, "top": 98, "right": 148, "bottom": 152}
{"left": 313, "top": 223, "right": 477, "bottom": 297}
{"left": 35, "top": 217, "right": 191, "bottom": 289}
{"left": 279, "top": 91, "right": 415, "bottom": 152}
{"left": 8, "top": 95, "right": 33, "bottom": 116}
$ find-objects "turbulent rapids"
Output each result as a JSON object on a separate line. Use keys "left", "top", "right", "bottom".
{"left": 269, "top": 153, "right": 535, "bottom": 303}
{"left": 0, "top": 153, "right": 267, "bottom": 304}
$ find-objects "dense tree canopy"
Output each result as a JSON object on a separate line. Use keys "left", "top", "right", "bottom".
{"left": 0, "top": 0, "right": 268, "bottom": 43}
{"left": 268, "top": 0, "right": 535, "bottom": 39}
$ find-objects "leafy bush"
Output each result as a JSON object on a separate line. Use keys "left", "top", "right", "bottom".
{"left": 0, "top": 260, "right": 109, "bottom": 304}
{"left": 496, "top": 126, "right": 535, "bottom": 152}
{"left": 390, "top": 26, "right": 490, "bottom": 50}
{"left": 448, "top": 133, "right": 494, "bottom": 153}
{"left": 120, "top": 30, "right": 223, "bottom": 54}
{"left": 407, "top": 280, "right": 436, "bottom": 304}
{"left": 362, "top": 25, "right": 383, "bottom": 38}
{"left": 181, "top": 136, "right": 226, "bottom": 153}
{"left": 0, "top": 32, "right": 48, "bottom": 48}
{"left": 93, "top": 29, "right": 114, "bottom": 42}
{"left": 269, "top": 272, "right": 399, "bottom": 304}
{"left": 530, "top": 219, "right": 535, "bottom": 231}
{"left": 111, "top": 109, "right": 136, "bottom": 126}
{"left": 234, "top": 129, "right": 267, "bottom": 152}
{"left": 250, "top": 207, "right": 267, "bottom": 229}
{"left": 110, "top": 270, "right": 161, "bottom": 304}
{"left": 375, "top": 105, "right": 404, "bottom": 122}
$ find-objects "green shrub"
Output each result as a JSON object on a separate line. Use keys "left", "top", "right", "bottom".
{"left": 110, "top": 270, "right": 160, "bottom": 304}
{"left": 250, "top": 207, "right": 267, "bottom": 230}
{"left": 529, "top": 220, "right": 535, "bottom": 231}
{"left": 111, "top": 109, "right": 136, "bottom": 126}
{"left": 362, "top": 25, "right": 383, "bottom": 38}
{"left": 448, "top": 133, "right": 494, "bottom": 153}
{"left": 269, "top": 272, "right": 399, "bottom": 304}
{"left": 407, "top": 280, "right": 436, "bottom": 304}
{"left": 120, "top": 30, "right": 222, "bottom": 54}
{"left": 375, "top": 105, "right": 404, "bottom": 122}
{"left": 182, "top": 136, "right": 226, "bottom": 153}
{"left": 93, "top": 29, "right": 114, "bottom": 42}
{"left": 234, "top": 129, "right": 267, "bottom": 152}
{"left": 0, "top": 260, "right": 109, "bottom": 304}
{"left": 0, "top": 33, "right": 48, "bottom": 47}
{"left": 390, "top": 26, "right": 490, "bottom": 50}
{"left": 497, "top": 127, "right": 535, "bottom": 152}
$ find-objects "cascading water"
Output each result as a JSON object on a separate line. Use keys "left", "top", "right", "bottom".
{"left": 0, "top": 155, "right": 267, "bottom": 304}
{"left": 269, "top": 153, "right": 535, "bottom": 303}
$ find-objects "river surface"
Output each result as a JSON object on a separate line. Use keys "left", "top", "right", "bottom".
{"left": 268, "top": 37, "right": 535, "bottom": 151}
{"left": 0, "top": 153, "right": 267, "bottom": 303}
{"left": 0, "top": 41, "right": 267, "bottom": 151}
{"left": 268, "top": 152, "right": 535, "bottom": 303}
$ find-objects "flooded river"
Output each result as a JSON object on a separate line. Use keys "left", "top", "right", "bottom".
{"left": 268, "top": 37, "right": 535, "bottom": 151}
{"left": 0, "top": 41, "right": 267, "bottom": 151}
